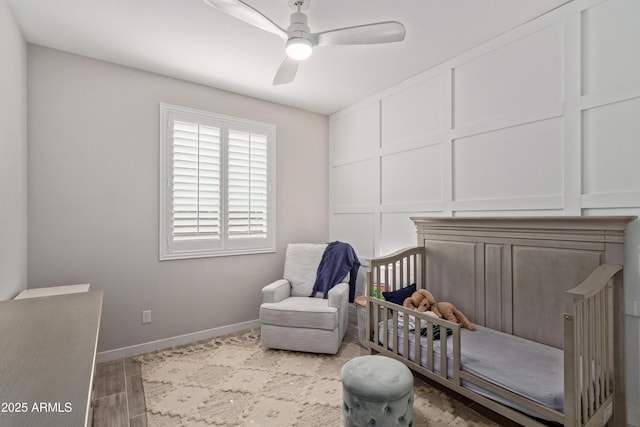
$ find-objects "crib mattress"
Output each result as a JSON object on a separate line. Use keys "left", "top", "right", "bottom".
{"left": 378, "top": 320, "right": 564, "bottom": 418}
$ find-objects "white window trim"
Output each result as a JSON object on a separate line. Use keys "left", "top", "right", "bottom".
{"left": 159, "top": 103, "right": 276, "bottom": 260}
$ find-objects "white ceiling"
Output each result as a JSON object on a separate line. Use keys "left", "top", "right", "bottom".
{"left": 7, "top": 0, "right": 570, "bottom": 115}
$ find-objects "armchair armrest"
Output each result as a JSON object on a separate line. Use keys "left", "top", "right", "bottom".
{"left": 328, "top": 282, "right": 350, "bottom": 340}
{"left": 327, "top": 282, "right": 349, "bottom": 309}
{"left": 262, "top": 279, "right": 291, "bottom": 304}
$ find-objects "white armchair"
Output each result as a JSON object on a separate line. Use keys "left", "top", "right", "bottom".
{"left": 260, "top": 243, "right": 350, "bottom": 354}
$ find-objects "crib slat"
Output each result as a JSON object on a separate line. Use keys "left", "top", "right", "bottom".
{"left": 594, "top": 292, "right": 601, "bottom": 408}
{"left": 603, "top": 282, "right": 609, "bottom": 399}
{"left": 589, "top": 296, "right": 595, "bottom": 417}
{"left": 585, "top": 300, "right": 592, "bottom": 421}
{"left": 440, "top": 326, "right": 448, "bottom": 381}
{"left": 372, "top": 265, "right": 378, "bottom": 297}
{"left": 383, "top": 304, "right": 389, "bottom": 351}
{"left": 595, "top": 294, "right": 600, "bottom": 410}
{"left": 564, "top": 313, "right": 578, "bottom": 427}
{"left": 371, "top": 299, "right": 376, "bottom": 344}
{"left": 426, "top": 318, "right": 434, "bottom": 372}
{"left": 379, "top": 300, "right": 385, "bottom": 350}
{"left": 411, "top": 255, "right": 415, "bottom": 284}
{"left": 579, "top": 302, "right": 588, "bottom": 423}
{"left": 583, "top": 300, "right": 590, "bottom": 422}
{"left": 392, "top": 310, "right": 399, "bottom": 356}
{"left": 592, "top": 294, "right": 597, "bottom": 412}
{"left": 402, "top": 257, "right": 406, "bottom": 290}
{"left": 453, "top": 325, "right": 461, "bottom": 385}
{"left": 391, "top": 260, "right": 396, "bottom": 290}
{"left": 605, "top": 281, "right": 613, "bottom": 399}
{"left": 410, "top": 256, "right": 413, "bottom": 285}
{"left": 384, "top": 265, "right": 389, "bottom": 294}
{"left": 601, "top": 286, "right": 607, "bottom": 401}
{"left": 373, "top": 298, "right": 379, "bottom": 348}
{"left": 414, "top": 320, "right": 421, "bottom": 368}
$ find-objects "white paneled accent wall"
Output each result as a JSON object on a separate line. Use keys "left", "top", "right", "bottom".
{"left": 330, "top": 0, "right": 640, "bottom": 422}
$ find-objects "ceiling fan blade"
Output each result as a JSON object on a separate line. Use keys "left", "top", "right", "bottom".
{"left": 202, "top": 0, "right": 287, "bottom": 39}
{"left": 311, "top": 21, "right": 406, "bottom": 46}
{"left": 273, "top": 57, "right": 299, "bottom": 85}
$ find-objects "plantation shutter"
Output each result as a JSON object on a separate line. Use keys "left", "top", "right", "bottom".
{"left": 160, "top": 103, "right": 275, "bottom": 260}
{"left": 171, "top": 120, "right": 221, "bottom": 240}
{"left": 227, "top": 129, "right": 269, "bottom": 239}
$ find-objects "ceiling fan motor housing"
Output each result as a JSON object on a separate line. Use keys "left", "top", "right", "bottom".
{"left": 285, "top": 10, "right": 313, "bottom": 60}
{"left": 288, "top": 11, "right": 310, "bottom": 38}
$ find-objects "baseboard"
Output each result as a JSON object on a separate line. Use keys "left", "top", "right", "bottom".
{"left": 629, "top": 404, "right": 640, "bottom": 427}
{"left": 97, "top": 319, "right": 261, "bottom": 363}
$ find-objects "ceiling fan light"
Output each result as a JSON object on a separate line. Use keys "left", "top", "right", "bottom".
{"left": 285, "top": 38, "right": 312, "bottom": 60}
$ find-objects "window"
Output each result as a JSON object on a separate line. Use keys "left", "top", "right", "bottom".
{"left": 159, "top": 104, "right": 276, "bottom": 259}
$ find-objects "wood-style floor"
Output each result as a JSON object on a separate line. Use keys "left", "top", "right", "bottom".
{"left": 92, "top": 356, "right": 146, "bottom": 427}
{"left": 92, "top": 309, "right": 520, "bottom": 427}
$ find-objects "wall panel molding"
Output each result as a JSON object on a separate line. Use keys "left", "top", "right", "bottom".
{"left": 562, "top": 10, "right": 583, "bottom": 215}
{"left": 379, "top": 202, "right": 445, "bottom": 214}
{"left": 453, "top": 196, "right": 564, "bottom": 212}
{"left": 580, "top": 82, "right": 640, "bottom": 111}
{"left": 582, "top": 192, "right": 640, "bottom": 209}
{"left": 451, "top": 101, "right": 564, "bottom": 141}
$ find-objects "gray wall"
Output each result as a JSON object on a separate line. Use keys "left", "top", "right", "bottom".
{"left": 0, "top": 0, "right": 28, "bottom": 301}
{"left": 27, "top": 45, "right": 329, "bottom": 352}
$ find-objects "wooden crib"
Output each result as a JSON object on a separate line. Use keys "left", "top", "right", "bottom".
{"left": 366, "top": 216, "right": 633, "bottom": 427}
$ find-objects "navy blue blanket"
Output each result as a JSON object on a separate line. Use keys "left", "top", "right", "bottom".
{"left": 310, "top": 241, "right": 360, "bottom": 303}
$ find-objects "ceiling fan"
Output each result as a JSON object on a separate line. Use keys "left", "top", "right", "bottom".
{"left": 202, "top": 0, "right": 406, "bottom": 85}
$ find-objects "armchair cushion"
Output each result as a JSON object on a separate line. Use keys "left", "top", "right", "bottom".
{"left": 260, "top": 297, "right": 338, "bottom": 330}
{"left": 283, "top": 243, "right": 328, "bottom": 297}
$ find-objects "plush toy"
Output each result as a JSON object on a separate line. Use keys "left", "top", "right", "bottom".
{"left": 436, "top": 302, "right": 475, "bottom": 331}
{"left": 403, "top": 289, "right": 442, "bottom": 318}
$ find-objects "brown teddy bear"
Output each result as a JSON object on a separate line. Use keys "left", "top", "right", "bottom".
{"left": 403, "top": 289, "right": 442, "bottom": 318}
{"left": 436, "top": 302, "right": 475, "bottom": 330}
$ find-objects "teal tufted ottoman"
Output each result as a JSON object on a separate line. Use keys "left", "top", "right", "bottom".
{"left": 341, "top": 355, "right": 414, "bottom": 427}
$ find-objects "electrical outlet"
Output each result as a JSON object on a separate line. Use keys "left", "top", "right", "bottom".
{"left": 142, "top": 310, "right": 152, "bottom": 324}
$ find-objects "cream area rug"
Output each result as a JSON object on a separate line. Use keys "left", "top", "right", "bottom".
{"left": 135, "top": 330, "right": 498, "bottom": 426}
